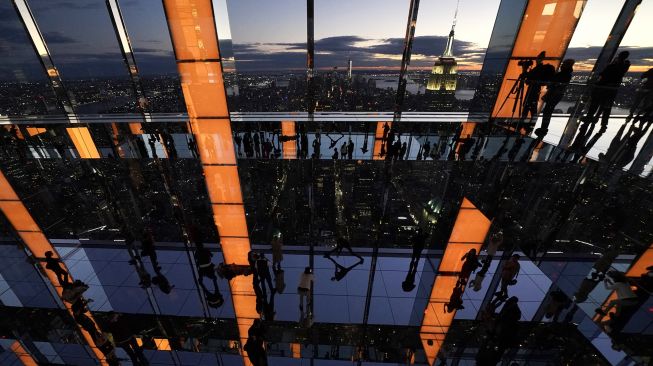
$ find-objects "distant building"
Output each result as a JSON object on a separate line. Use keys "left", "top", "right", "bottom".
{"left": 426, "top": 4, "right": 459, "bottom": 110}
{"left": 347, "top": 59, "right": 353, "bottom": 80}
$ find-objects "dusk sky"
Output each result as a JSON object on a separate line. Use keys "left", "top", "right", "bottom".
{"left": 0, "top": 0, "right": 651, "bottom": 80}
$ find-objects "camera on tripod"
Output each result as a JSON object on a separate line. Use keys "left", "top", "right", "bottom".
{"left": 517, "top": 58, "right": 533, "bottom": 71}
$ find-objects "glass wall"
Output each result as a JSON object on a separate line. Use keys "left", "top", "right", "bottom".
{"left": 226, "top": 0, "right": 307, "bottom": 112}
{"left": 0, "top": 2, "right": 63, "bottom": 116}
{"left": 28, "top": 0, "right": 139, "bottom": 113}
{"left": 118, "top": 0, "right": 186, "bottom": 113}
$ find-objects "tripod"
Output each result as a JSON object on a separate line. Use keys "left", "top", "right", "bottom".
{"left": 496, "top": 62, "right": 532, "bottom": 120}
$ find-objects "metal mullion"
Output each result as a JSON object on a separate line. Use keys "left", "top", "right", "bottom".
{"left": 392, "top": 0, "right": 421, "bottom": 126}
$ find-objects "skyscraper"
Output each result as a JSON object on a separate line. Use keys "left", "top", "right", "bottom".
{"left": 347, "top": 58, "right": 353, "bottom": 80}
{"left": 426, "top": 4, "right": 458, "bottom": 94}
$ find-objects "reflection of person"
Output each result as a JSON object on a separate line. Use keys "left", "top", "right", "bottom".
{"left": 459, "top": 248, "right": 481, "bottom": 285}
{"left": 521, "top": 51, "right": 555, "bottom": 121}
{"left": 596, "top": 271, "right": 638, "bottom": 319}
{"left": 499, "top": 254, "right": 520, "bottom": 295}
{"left": 538, "top": 59, "right": 575, "bottom": 137}
{"left": 297, "top": 267, "right": 314, "bottom": 313}
{"left": 584, "top": 51, "right": 631, "bottom": 128}
{"left": 445, "top": 283, "right": 465, "bottom": 313}
{"left": 40, "top": 251, "right": 70, "bottom": 285}
{"left": 271, "top": 230, "right": 283, "bottom": 272}
{"left": 107, "top": 312, "right": 149, "bottom": 365}
{"left": 627, "top": 68, "right": 653, "bottom": 125}
{"left": 325, "top": 255, "right": 363, "bottom": 281}
{"left": 255, "top": 254, "right": 275, "bottom": 297}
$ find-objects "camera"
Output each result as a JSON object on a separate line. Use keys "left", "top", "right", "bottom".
{"left": 517, "top": 59, "right": 533, "bottom": 69}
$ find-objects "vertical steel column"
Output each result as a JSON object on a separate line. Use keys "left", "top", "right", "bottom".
{"left": 392, "top": 0, "right": 420, "bottom": 125}
{"left": 559, "top": 0, "right": 642, "bottom": 148}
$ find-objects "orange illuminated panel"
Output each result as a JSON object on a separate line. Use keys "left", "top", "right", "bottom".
{"left": 164, "top": 1, "right": 254, "bottom": 363}
{"left": 492, "top": 0, "right": 586, "bottom": 118}
{"left": 154, "top": 338, "right": 171, "bottom": 351}
{"left": 10, "top": 341, "right": 38, "bottom": 366}
{"left": 204, "top": 165, "right": 243, "bottom": 203}
{"left": 179, "top": 62, "right": 228, "bottom": 118}
{"left": 0, "top": 170, "right": 108, "bottom": 365}
{"left": 455, "top": 123, "right": 475, "bottom": 154}
{"left": 212, "top": 204, "right": 249, "bottom": 237}
{"left": 281, "top": 121, "right": 297, "bottom": 159}
{"left": 0, "top": 201, "right": 40, "bottom": 232}
{"left": 26, "top": 127, "right": 46, "bottom": 136}
{"left": 66, "top": 127, "right": 101, "bottom": 159}
{"left": 420, "top": 198, "right": 490, "bottom": 365}
{"left": 291, "top": 343, "right": 301, "bottom": 358}
{"left": 220, "top": 237, "right": 251, "bottom": 265}
{"left": 373, "top": 122, "right": 391, "bottom": 160}
{"left": 129, "top": 122, "right": 143, "bottom": 135}
{"left": 626, "top": 243, "right": 653, "bottom": 277}
{"left": 190, "top": 119, "right": 236, "bottom": 165}
{"left": 595, "top": 242, "right": 653, "bottom": 322}
{"left": 163, "top": 0, "right": 220, "bottom": 60}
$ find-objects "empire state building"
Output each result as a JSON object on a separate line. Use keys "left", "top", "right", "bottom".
{"left": 426, "top": 11, "right": 458, "bottom": 93}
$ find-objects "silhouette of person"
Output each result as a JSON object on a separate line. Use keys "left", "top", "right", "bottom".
{"left": 71, "top": 298, "right": 101, "bottom": 341}
{"left": 495, "top": 296, "right": 521, "bottom": 347}
{"left": 297, "top": 267, "right": 314, "bottom": 313}
{"left": 584, "top": 51, "right": 631, "bottom": 128}
{"left": 256, "top": 254, "right": 275, "bottom": 297}
{"left": 595, "top": 271, "right": 638, "bottom": 319}
{"left": 445, "top": 283, "right": 465, "bottom": 313}
{"left": 485, "top": 230, "right": 503, "bottom": 258}
{"left": 263, "top": 139, "right": 272, "bottom": 158}
{"left": 391, "top": 138, "right": 402, "bottom": 161}
{"left": 140, "top": 228, "right": 160, "bottom": 272}
{"left": 106, "top": 312, "right": 149, "bottom": 365}
{"left": 544, "top": 289, "right": 570, "bottom": 322}
{"left": 332, "top": 148, "right": 339, "bottom": 160}
{"left": 341, "top": 141, "right": 347, "bottom": 159}
{"left": 244, "top": 131, "right": 253, "bottom": 158}
{"left": 234, "top": 133, "right": 243, "bottom": 156}
{"left": 312, "top": 132, "right": 321, "bottom": 158}
{"left": 628, "top": 68, "right": 653, "bottom": 124}
{"left": 325, "top": 255, "right": 363, "bottom": 281}
{"left": 459, "top": 248, "right": 481, "bottom": 285}
{"left": 399, "top": 142, "right": 407, "bottom": 160}
{"left": 271, "top": 230, "right": 283, "bottom": 272}
{"left": 538, "top": 59, "right": 575, "bottom": 136}
{"left": 147, "top": 134, "right": 157, "bottom": 158}
{"left": 41, "top": 251, "right": 70, "bottom": 286}
{"left": 498, "top": 254, "right": 520, "bottom": 297}
{"left": 422, "top": 140, "right": 431, "bottom": 160}
{"left": 347, "top": 138, "right": 354, "bottom": 159}
{"left": 253, "top": 132, "right": 261, "bottom": 158}
{"left": 244, "top": 320, "right": 268, "bottom": 366}
{"left": 522, "top": 51, "right": 555, "bottom": 121}
{"left": 469, "top": 255, "right": 493, "bottom": 292}
{"left": 408, "top": 228, "right": 427, "bottom": 275}
{"left": 300, "top": 131, "right": 309, "bottom": 159}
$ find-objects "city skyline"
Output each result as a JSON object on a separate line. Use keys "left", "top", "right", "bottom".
{"left": 0, "top": 0, "right": 651, "bottom": 81}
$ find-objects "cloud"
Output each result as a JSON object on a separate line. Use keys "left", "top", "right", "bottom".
{"left": 564, "top": 46, "right": 653, "bottom": 71}
{"left": 229, "top": 35, "right": 484, "bottom": 71}
{"left": 43, "top": 31, "right": 77, "bottom": 44}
